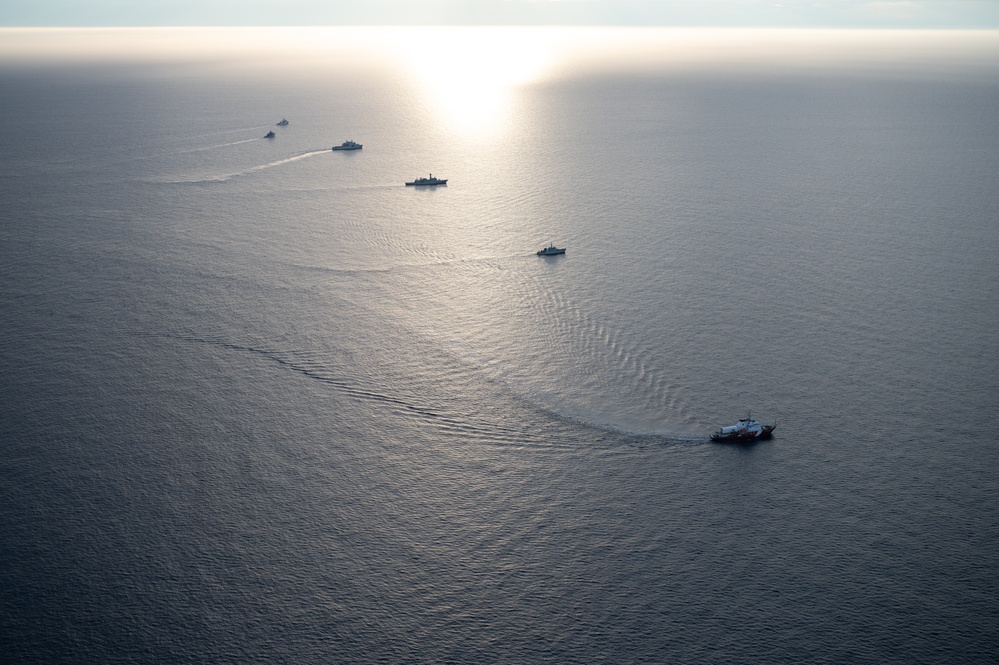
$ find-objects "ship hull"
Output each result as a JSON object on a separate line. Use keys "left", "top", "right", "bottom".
{"left": 710, "top": 424, "right": 776, "bottom": 443}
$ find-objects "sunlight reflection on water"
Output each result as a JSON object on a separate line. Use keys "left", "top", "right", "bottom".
{"left": 390, "top": 28, "right": 555, "bottom": 138}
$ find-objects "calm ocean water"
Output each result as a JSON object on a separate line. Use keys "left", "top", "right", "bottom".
{"left": 2, "top": 27, "right": 998, "bottom": 663}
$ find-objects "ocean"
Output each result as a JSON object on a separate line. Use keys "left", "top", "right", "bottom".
{"left": 2, "top": 27, "right": 998, "bottom": 662}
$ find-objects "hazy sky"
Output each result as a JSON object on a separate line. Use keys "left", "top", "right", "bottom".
{"left": 2, "top": 1, "right": 997, "bottom": 28}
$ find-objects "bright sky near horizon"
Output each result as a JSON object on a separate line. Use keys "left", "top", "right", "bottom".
{"left": 1, "top": 0, "right": 998, "bottom": 28}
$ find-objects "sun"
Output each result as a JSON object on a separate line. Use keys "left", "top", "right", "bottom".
{"left": 392, "top": 28, "right": 556, "bottom": 138}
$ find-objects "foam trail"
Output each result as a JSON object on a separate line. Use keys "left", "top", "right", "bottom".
{"left": 162, "top": 149, "right": 329, "bottom": 183}
{"left": 174, "top": 138, "right": 260, "bottom": 155}
{"left": 94, "top": 136, "right": 272, "bottom": 171}
{"left": 245, "top": 150, "right": 328, "bottom": 174}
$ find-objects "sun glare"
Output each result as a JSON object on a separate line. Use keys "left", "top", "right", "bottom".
{"left": 391, "top": 28, "right": 555, "bottom": 138}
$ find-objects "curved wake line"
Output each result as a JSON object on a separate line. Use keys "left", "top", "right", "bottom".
{"left": 155, "top": 149, "right": 329, "bottom": 183}
{"left": 137, "top": 331, "right": 707, "bottom": 449}
{"left": 538, "top": 409, "right": 713, "bottom": 445}
{"left": 173, "top": 138, "right": 260, "bottom": 155}
{"left": 246, "top": 149, "right": 327, "bottom": 173}
{"left": 182, "top": 125, "right": 284, "bottom": 143}
{"left": 89, "top": 133, "right": 278, "bottom": 171}
{"left": 292, "top": 254, "right": 528, "bottom": 279}
{"left": 147, "top": 332, "right": 527, "bottom": 445}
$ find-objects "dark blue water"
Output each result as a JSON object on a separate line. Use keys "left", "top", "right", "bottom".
{"left": 2, "top": 27, "right": 998, "bottom": 663}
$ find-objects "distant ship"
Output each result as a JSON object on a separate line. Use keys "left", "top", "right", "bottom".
{"left": 710, "top": 415, "right": 776, "bottom": 442}
{"left": 405, "top": 174, "right": 447, "bottom": 186}
{"left": 264, "top": 130, "right": 276, "bottom": 138}
{"left": 537, "top": 244, "right": 566, "bottom": 256}
{"left": 276, "top": 119, "right": 289, "bottom": 126}
{"left": 332, "top": 140, "right": 362, "bottom": 151}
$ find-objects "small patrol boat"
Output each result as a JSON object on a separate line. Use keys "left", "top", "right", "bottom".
{"left": 264, "top": 130, "right": 276, "bottom": 138}
{"left": 276, "top": 119, "right": 289, "bottom": 126}
{"left": 710, "top": 414, "right": 776, "bottom": 442}
{"left": 537, "top": 244, "right": 566, "bottom": 256}
{"left": 332, "top": 140, "right": 362, "bottom": 151}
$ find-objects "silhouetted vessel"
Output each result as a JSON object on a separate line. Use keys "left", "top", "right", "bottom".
{"left": 537, "top": 244, "right": 566, "bottom": 256}
{"left": 332, "top": 140, "right": 362, "bottom": 151}
{"left": 276, "top": 119, "right": 289, "bottom": 126}
{"left": 264, "top": 131, "right": 276, "bottom": 138}
{"left": 710, "top": 415, "right": 776, "bottom": 442}
{"left": 406, "top": 174, "right": 447, "bottom": 186}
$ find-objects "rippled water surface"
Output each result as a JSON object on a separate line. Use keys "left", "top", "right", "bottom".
{"left": 2, "top": 27, "right": 998, "bottom": 663}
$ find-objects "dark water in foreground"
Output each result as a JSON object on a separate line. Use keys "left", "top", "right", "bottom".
{"left": 2, "top": 28, "right": 998, "bottom": 663}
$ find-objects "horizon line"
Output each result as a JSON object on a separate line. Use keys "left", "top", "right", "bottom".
{"left": 2, "top": 24, "right": 998, "bottom": 30}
